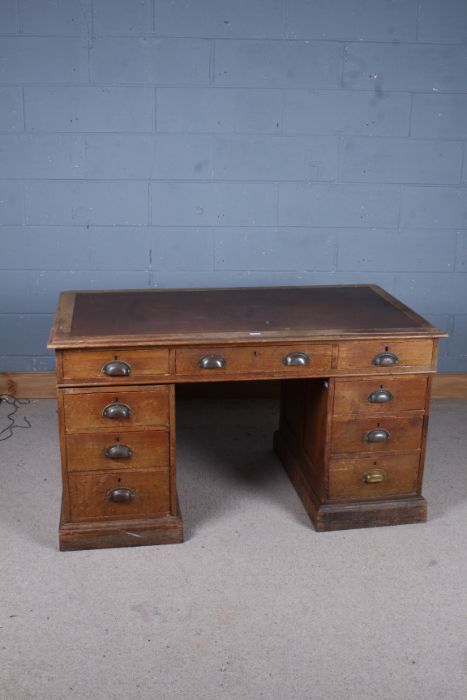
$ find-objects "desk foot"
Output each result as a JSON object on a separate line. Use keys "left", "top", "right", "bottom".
{"left": 59, "top": 504, "right": 184, "bottom": 551}
{"left": 274, "top": 431, "right": 427, "bottom": 532}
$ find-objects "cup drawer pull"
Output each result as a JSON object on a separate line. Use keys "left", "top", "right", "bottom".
{"left": 366, "top": 428, "right": 390, "bottom": 443}
{"left": 363, "top": 468, "right": 387, "bottom": 484}
{"left": 102, "top": 360, "right": 131, "bottom": 376}
{"left": 106, "top": 487, "right": 135, "bottom": 503}
{"left": 372, "top": 351, "right": 399, "bottom": 367}
{"left": 102, "top": 403, "right": 131, "bottom": 419}
{"left": 283, "top": 351, "right": 310, "bottom": 367}
{"left": 198, "top": 354, "right": 226, "bottom": 369}
{"left": 104, "top": 443, "right": 133, "bottom": 460}
{"left": 368, "top": 388, "right": 393, "bottom": 403}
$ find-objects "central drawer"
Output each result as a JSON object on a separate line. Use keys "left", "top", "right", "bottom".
{"left": 175, "top": 343, "right": 332, "bottom": 377}
{"left": 68, "top": 470, "right": 170, "bottom": 521}
{"left": 66, "top": 430, "right": 169, "bottom": 473}
{"left": 63, "top": 386, "right": 169, "bottom": 432}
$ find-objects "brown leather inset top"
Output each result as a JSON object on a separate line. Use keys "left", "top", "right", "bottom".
{"left": 48, "top": 285, "right": 446, "bottom": 348}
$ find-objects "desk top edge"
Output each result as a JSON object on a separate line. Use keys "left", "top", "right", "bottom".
{"left": 47, "top": 284, "right": 447, "bottom": 349}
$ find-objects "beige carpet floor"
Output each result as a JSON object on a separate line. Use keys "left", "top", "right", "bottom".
{"left": 0, "top": 397, "right": 466, "bottom": 700}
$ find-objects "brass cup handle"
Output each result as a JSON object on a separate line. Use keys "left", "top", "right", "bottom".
{"left": 372, "top": 351, "right": 399, "bottom": 367}
{"left": 363, "top": 468, "right": 387, "bottom": 484}
{"left": 283, "top": 351, "right": 310, "bottom": 366}
{"left": 368, "top": 388, "right": 393, "bottom": 404}
{"left": 366, "top": 428, "right": 390, "bottom": 443}
{"left": 102, "top": 403, "right": 131, "bottom": 419}
{"left": 102, "top": 360, "right": 131, "bottom": 376}
{"left": 107, "top": 487, "right": 135, "bottom": 503}
{"left": 198, "top": 354, "right": 226, "bottom": 369}
{"left": 104, "top": 443, "right": 133, "bottom": 460}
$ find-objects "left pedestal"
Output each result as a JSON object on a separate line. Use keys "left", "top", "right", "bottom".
{"left": 56, "top": 382, "right": 183, "bottom": 551}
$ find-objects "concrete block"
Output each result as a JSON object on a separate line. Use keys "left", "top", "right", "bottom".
{"left": 343, "top": 43, "right": 467, "bottom": 92}
{"left": 21, "top": 0, "right": 92, "bottom": 36}
{"left": 0, "top": 181, "right": 22, "bottom": 224}
{"left": 24, "top": 182, "right": 149, "bottom": 226}
{"left": 33, "top": 355, "right": 56, "bottom": 371}
{"left": 0, "top": 355, "right": 36, "bottom": 372}
{"left": 215, "top": 40, "right": 341, "bottom": 88}
{"left": 214, "top": 228, "right": 336, "bottom": 270}
{"left": 0, "top": 271, "right": 31, "bottom": 313}
{"left": 341, "top": 137, "right": 463, "bottom": 184}
{"left": 278, "top": 183, "right": 399, "bottom": 227}
{"left": 152, "top": 134, "right": 338, "bottom": 181}
{"left": 447, "top": 315, "right": 467, "bottom": 358}
{"left": 0, "top": 88, "right": 23, "bottom": 132}
{"left": 151, "top": 270, "right": 277, "bottom": 288}
{"left": 418, "top": 0, "right": 467, "bottom": 43}
{"left": 0, "top": 0, "right": 18, "bottom": 33}
{"left": 91, "top": 38, "right": 210, "bottom": 84}
{"left": 156, "top": 0, "right": 285, "bottom": 39}
{"left": 150, "top": 183, "right": 276, "bottom": 226}
{"left": 438, "top": 356, "right": 467, "bottom": 371}
{"left": 156, "top": 88, "right": 282, "bottom": 134}
{"left": 455, "top": 231, "right": 467, "bottom": 271}
{"left": 29, "top": 270, "right": 151, "bottom": 313}
{"left": 393, "top": 272, "right": 467, "bottom": 314}
{"left": 284, "top": 90, "right": 410, "bottom": 136}
{"left": 25, "top": 87, "right": 154, "bottom": 132}
{"left": 337, "top": 229, "right": 457, "bottom": 272}
{"left": 411, "top": 94, "right": 467, "bottom": 139}
{"left": 82, "top": 135, "right": 155, "bottom": 179}
{"left": 0, "top": 315, "right": 54, "bottom": 356}
{"left": 287, "top": 0, "right": 417, "bottom": 42}
{"left": 0, "top": 134, "right": 84, "bottom": 179}
{"left": 0, "top": 226, "right": 149, "bottom": 270}
{"left": 0, "top": 37, "right": 88, "bottom": 83}
{"left": 148, "top": 228, "right": 213, "bottom": 270}
{"left": 400, "top": 186, "right": 467, "bottom": 228}
{"left": 212, "top": 135, "right": 338, "bottom": 182}
{"left": 93, "top": 0, "right": 153, "bottom": 36}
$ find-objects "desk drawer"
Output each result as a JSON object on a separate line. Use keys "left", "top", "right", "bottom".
{"left": 61, "top": 347, "right": 169, "bottom": 384}
{"left": 331, "top": 415, "right": 424, "bottom": 454}
{"left": 66, "top": 430, "right": 169, "bottom": 473}
{"left": 333, "top": 376, "right": 428, "bottom": 416}
{"left": 63, "top": 386, "right": 169, "bottom": 433}
{"left": 68, "top": 470, "right": 170, "bottom": 521}
{"left": 337, "top": 340, "right": 434, "bottom": 372}
{"left": 328, "top": 453, "right": 420, "bottom": 501}
{"left": 176, "top": 343, "right": 332, "bottom": 377}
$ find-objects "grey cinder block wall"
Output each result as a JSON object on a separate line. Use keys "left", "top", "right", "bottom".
{"left": 0, "top": 0, "right": 466, "bottom": 372}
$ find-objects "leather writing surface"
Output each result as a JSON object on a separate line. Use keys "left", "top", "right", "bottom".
{"left": 69, "top": 286, "right": 426, "bottom": 341}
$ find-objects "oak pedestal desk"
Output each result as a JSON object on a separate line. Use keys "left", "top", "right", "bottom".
{"left": 48, "top": 285, "right": 446, "bottom": 551}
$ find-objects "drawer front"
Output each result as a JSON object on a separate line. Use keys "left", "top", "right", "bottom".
{"left": 176, "top": 343, "right": 332, "bottom": 376}
{"left": 66, "top": 430, "right": 169, "bottom": 473}
{"left": 68, "top": 470, "right": 170, "bottom": 521}
{"left": 331, "top": 415, "right": 424, "bottom": 454}
{"left": 333, "top": 376, "right": 428, "bottom": 416}
{"left": 63, "top": 387, "right": 169, "bottom": 433}
{"left": 61, "top": 348, "right": 169, "bottom": 384}
{"left": 337, "top": 340, "right": 434, "bottom": 371}
{"left": 328, "top": 453, "right": 420, "bottom": 501}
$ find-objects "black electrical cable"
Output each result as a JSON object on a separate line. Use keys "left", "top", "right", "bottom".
{"left": 0, "top": 395, "right": 31, "bottom": 441}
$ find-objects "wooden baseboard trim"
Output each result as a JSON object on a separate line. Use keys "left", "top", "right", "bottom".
{"left": 1, "top": 371, "right": 467, "bottom": 400}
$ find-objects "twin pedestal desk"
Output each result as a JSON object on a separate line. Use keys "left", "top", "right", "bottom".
{"left": 48, "top": 285, "right": 446, "bottom": 551}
